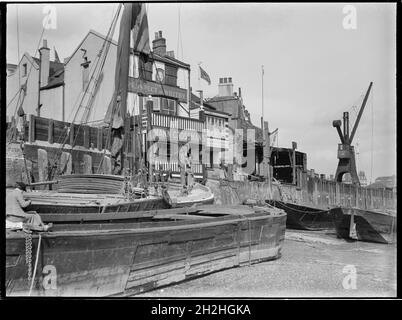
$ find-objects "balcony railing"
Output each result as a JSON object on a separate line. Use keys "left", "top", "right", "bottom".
{"left": 151, "top": 112, "right": 205, "bottom": 132}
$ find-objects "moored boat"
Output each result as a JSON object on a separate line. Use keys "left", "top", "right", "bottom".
{"left": 6, "top": 204, "right": 286, "bottom": 297}
{"left": 332, "top": 207, "right": 396, "bottom": 244}
{"left": 24, "top": 174, "right": 214, "bottom": 214}
{"left": 266, "top": 200, "right": 335, "bottom": 230}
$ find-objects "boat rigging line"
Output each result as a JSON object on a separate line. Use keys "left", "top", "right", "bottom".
{"left": 47, "top": 4, "right": 122, "bottom": 179}
{"left": 370, "top": 86, "right": 374, "bottom": 184}
{"left": 7, "top": 9, "right": 50, "bottom": 144}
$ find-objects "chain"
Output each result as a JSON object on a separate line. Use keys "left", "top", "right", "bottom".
{"left": 25, "top": 232, "right": 32, "bottom": 283}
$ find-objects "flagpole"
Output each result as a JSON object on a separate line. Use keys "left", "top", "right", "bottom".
{"left": 197, "top": 62, "right": 202, "bottom": 91}
{"left": 261, "top": 65, "right": 264, "bottom": 130}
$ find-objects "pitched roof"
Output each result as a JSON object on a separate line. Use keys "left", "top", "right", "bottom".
{"left": 66, "top": 29, "right": 191, "bottom": 70}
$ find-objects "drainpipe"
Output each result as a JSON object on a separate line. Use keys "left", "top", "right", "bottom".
{"left": 38, "top": 52, "right": 41, "bottom": 117}
{"left": 62, "top": 83, "right": 65, "bottom": 122}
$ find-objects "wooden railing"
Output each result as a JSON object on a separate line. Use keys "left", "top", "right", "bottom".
{"left": 151, "top": 112, "right": 205, "bottom": 132}
{"left": 152, "top": 161, "right": 204, "bottom": 178}
{"left": 279, "top": 171, "right": 396, "bottom": 211}
{"left": 18, "top": 114, "right": 110, "bottom": 150}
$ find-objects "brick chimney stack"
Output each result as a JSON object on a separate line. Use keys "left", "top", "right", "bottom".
{"left": 218, "top": 77, "right": 234, "bottom": 97}
{"left": 39, "top": 39, "right": 50, "bottom": 87}
{"left": 152, "top": 31, "right": 166, "bottom": 56}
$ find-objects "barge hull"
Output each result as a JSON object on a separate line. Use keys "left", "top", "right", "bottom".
{"left": 6, "top": 210, "right": 286, "bottom": 296}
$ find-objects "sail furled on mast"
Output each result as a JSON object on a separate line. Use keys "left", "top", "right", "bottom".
{"left": 104, "top": 2, "right": 150, "bottom": 175}
{"left": 105, "top": 2, "right": 150, "bottom": 129}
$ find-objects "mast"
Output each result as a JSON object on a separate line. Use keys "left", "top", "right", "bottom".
{"left": 105, "top": 2, "right": 150, "bottom": 175}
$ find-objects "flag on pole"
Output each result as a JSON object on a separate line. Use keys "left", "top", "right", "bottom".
{"left": 199, "top": 65, "right": 211, "bottom": 85}
{"left": 54, "top": 47, "right": 60, "bottom": 63}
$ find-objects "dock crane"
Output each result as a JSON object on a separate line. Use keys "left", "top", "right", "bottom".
{"left": 332, "top": 82, "right": 373, "bottom": 185}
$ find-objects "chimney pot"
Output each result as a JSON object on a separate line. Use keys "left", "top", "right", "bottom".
{"left": 218, "top": 76, "right": 234, "bottom": 97}
{"left": 39, "top": 39, "right": 50, "bottom": 87}
{"left": 166, "top": 50, "right": 175, "bottom": 58}
{"left": 152, "top": 30, "right": 166, "bottom": 56}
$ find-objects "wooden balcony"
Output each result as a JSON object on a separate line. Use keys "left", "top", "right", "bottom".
{"left": 151, "top": 112, "right": 205, "bottom": 132}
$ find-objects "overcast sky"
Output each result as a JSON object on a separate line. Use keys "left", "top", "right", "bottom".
{"left": 6, "top": 2, "right": 396, "bottom": 182}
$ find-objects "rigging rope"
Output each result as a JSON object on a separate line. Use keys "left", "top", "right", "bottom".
{"left": 16, "top": 5, "right": 21, "bottom": 89}
{"left": 370, "top": 86, "right": 374, "bottom": 184}
{"left": 48, "top": 4, "right": 122, "bottom": 179}
{"left": 7, "top": 12, "right": 50, "bottom": 144}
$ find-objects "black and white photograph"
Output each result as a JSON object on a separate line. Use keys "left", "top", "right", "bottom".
{"left": 3, "top": 1, "right": 397, "bottom": 301}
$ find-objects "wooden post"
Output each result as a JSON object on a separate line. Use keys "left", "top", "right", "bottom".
{"left": 48, "top": 119, "right": 54, "bottom": 144}
{"left": 37, "top": 149, "right": 48, "bottom": 183}
{"left": 83, "top": 125, "right": 90, "bottom": 149}
{"left": 227, "top": 163, "right": 233, "bottom": 181}
{"left": 291, "top": 141, "right": 297, "bottom": 185}
{"left": 60, "top": 152, "right": 72, "bottom": 175}
{"left": 263, "top": 121, "right": 271, "bottom": 181}
{"left": 180, "top": 164, "right": 186, "bottom": 186}
{"left": 202, "top": 163, "right": 207, "bottom": 181}
{"left": 131, "top": 115, "right": 136, "bottom": 173}
{"left": 102, "top": 156, "right": 112, "bottom": 174}
{"left": 97, "top": 128, "right": 103, "bottom": 150}
{"left": 83, "top": 154, "right": 92, "bottom": 174}
{"left": 146, "top": 102, "right": 153, "bottom": 183}
{"left": 355, "top": 186, "right": 359, "bottom": 209}
{"left": 28, "top": 114, "right": 35, "bottom": 143}
{"left": 69, "top": 123, "right": 75, "bottom": 147}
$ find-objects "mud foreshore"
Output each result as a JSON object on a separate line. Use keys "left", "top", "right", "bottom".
{"left": 137, "top": 229, "right": 397, "bottom": 297}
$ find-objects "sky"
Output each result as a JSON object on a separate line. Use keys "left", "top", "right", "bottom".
{"left": 6, "top": 2, "right": 396, "bottom": 182}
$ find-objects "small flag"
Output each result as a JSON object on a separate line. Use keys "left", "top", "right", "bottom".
{"left": 199, "top": 65, "right": 211, "bottom": 85}
{"left": 54, "top": 47, "right": 60, "bottom": 63}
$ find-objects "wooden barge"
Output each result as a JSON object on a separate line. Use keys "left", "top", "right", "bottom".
{"left": 266, "top": 200, "right": 335, "bottom": 230}
{"left": 332, "top": 207, "right": 396, "bottom": 244}
{"left": 23, "top": 174, "right": 214, "bottom": 214}
{"left": 6, "top": 204, "right": 286, "bottom": 297}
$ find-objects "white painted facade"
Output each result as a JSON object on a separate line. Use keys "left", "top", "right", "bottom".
{"left": 63, "top": 30, "right": 117, "bottom": 124}
{"left": 6, "top": 54, "right": 40, "bottom": 120}
{"left": 7, "top": 30, "right": 192, "bottom": 126}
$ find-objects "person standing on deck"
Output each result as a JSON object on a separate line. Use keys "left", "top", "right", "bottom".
{"left": 6, "top": 182, "right": 52, "bottom": 231}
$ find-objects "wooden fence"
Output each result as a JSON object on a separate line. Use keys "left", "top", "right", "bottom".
{"left": 280, "top": 170, "right": 396, "bottom": 211}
